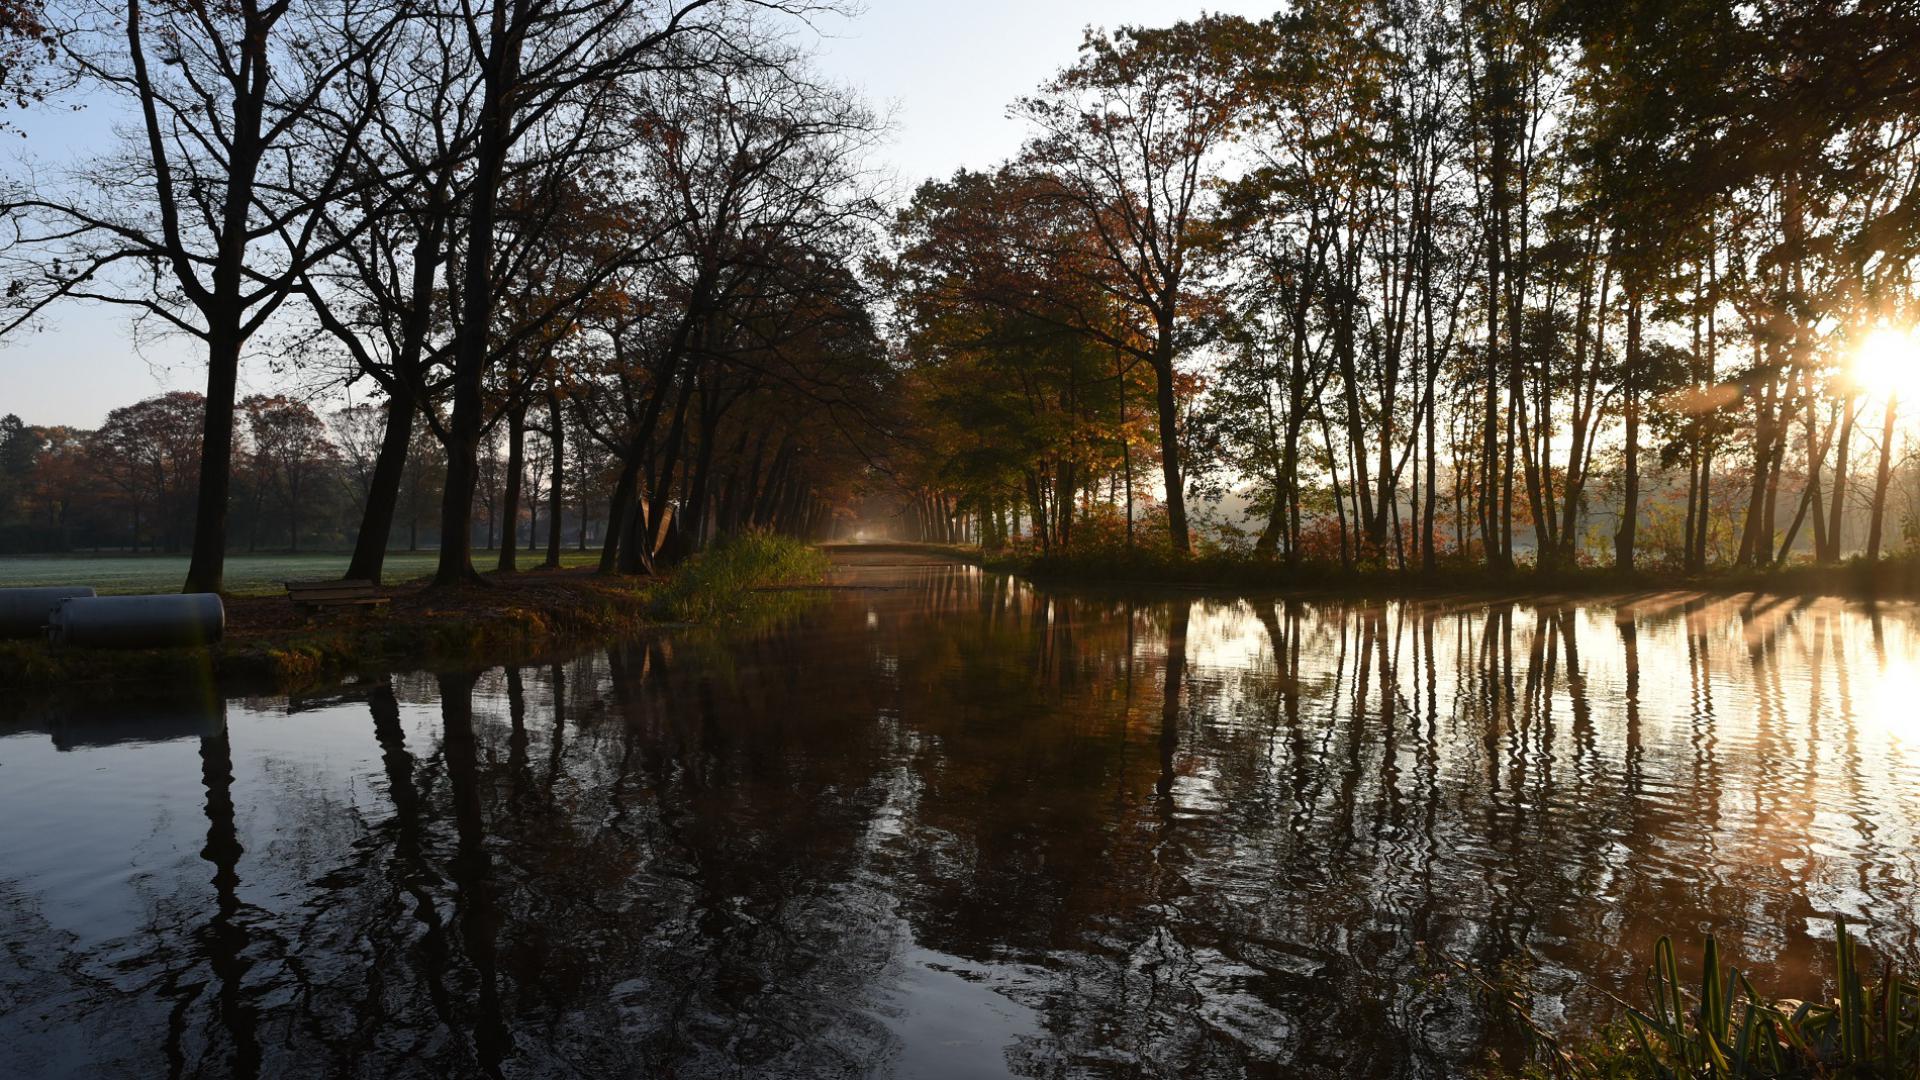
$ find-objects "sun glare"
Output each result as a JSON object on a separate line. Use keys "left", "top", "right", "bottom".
{"left": 1864, "top": 655, "right": 1920, "bottom": 742}
{"left": 1852, "top": 327, "right": 1920, "bottom": 404}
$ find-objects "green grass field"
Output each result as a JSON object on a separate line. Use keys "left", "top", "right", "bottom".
{"left": 0, "top": 550, "right": 604, "bottom": 595}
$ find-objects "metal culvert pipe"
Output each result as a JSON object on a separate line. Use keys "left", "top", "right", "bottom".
{"left": 0, "top": 586, "right": 97, "bottom": 639}
{"left": 48, "top": 593, "right": 225, "bottom": 649}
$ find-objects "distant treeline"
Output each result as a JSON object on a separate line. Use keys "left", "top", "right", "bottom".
{"left": 0, "top": 386, "right": 843, "bottom": 561}
{"left": 0, "top": 397, "right": 554, "bottom": 556}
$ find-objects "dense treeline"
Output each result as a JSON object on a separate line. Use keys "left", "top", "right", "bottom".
{"left": 886, "top": 0, "right": 1920, "bottom": 573}
{"left": 0, "top": 0, "right": 885, "bottom": 589}
{"left": 6, "top": 0, "right": 1920, "bottom": 585}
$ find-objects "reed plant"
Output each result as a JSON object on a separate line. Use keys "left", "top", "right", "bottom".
{"left": 650, "top": 532, "right": 829, "bottom": 622}
{"left": 1461, "top": 922, "right": 1920, "bottom": 1078}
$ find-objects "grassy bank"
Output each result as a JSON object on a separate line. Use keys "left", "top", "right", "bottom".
{"left": 0, "top": 534, "right": 829, "bottom": 692}
{"left": 972, "top": 545, "right": 1920, "bottom": 602}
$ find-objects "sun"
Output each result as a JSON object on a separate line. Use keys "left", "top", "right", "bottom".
{"left": 1851, "top": 327, "right": 1920, "bottom": 404}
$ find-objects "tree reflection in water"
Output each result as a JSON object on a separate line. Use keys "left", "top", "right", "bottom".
{"left": 4, "top": 563, "right": 1920, "bottom": 1078}
{"left": 195, "top": 706, "right": 261, "bottom": 1080}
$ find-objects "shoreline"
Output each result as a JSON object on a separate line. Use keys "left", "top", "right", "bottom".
{"left": 0, "top": 568, "right": 666, "bottom": 694}
{"left": 929, "top": 545, "right": 1920, "bottom": 605}
{"left": 1, "top": 536, "right": 832, "bottom": 693}
{"left": 11, "top": 542, "right": 1917, "bottom": 694}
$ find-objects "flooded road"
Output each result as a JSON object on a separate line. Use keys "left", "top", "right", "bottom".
{"left": 5, "top": 552, "right": 1920, "bottom": 1077}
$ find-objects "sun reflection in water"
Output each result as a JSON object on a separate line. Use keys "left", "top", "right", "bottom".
{"left": 1863, "top": 654, "right": 1920, "bottom": 741}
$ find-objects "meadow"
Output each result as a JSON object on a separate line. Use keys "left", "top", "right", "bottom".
{"left": 0, "top": 550, "right": 604, "bottom": 595}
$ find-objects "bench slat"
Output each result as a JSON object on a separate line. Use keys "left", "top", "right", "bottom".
{"left": 296, "top": 597, "right": 390, "bottom": 607}
{"left": 285, "top": 576, "right": 387, "bottom": 613}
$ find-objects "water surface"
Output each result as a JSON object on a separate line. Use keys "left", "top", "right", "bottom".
{"left": 5, "top": 553, "right": 1920, "bottom": 1077}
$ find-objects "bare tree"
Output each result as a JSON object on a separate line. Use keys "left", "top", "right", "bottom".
{"left": 426, "top": 0, "right": 836, "bottom": 586}
{"left": 299, "top": 7, "right": 479, "bottom": 583}
{"left": 0, "top": 0, "right": 402, "bottom": 591}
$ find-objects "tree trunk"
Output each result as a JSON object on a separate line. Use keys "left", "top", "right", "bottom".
{"left": 346, "top": 399, "right": 414, "bottom": 584}
{"left": 183, "top": 334, "right": 241, "bottom": 593}
{"left": 1614, "top": 294, "right": 1642, "bottom": 571}
{"left": 1824, "top": 394, "right": 1858, "bottom": 562}
{"left": 1482, "top": 98, "right": 1508, "bottom": 574}
{"left": 626, "top": 374, "right": 695, "bottom": 573}
{"left": 1152, "top": 325, "right": 1190, "bottom": 555}
{"left": 544, "top": 391, "right": 564, "bottom": 568}
{"left": 1738, "top": 360, "right": 1779, "bottom": 567}
{"left": 433, "top": 20, "right": 517, "bottom": 588}
{"left": 1693, "top": 444, "right": 1714, "bottom": 570}
{"left": 1119, "top": 358, "right": 1134, "bottom": 548}
{"left": 682, "top": 395, "right": 722, "bottom": 554}
{"left": 598, "top": 454, "right": 640, "bottom": 573}
{"left": 1866, "top": 396, "right": 1899, "bottom": 560}
{"left": 497, "top": 402, "right": 525, "bottom": 574}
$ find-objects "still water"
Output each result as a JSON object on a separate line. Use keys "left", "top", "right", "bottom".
{"left": 5, "top": 553, "right": 1920, "bottom": 1078}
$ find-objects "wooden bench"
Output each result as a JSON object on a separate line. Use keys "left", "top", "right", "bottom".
{"left": 284, "top": 579, "right": 390, "bottom": 613}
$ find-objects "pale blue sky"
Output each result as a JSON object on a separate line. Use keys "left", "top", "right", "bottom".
{"left": 0, "top": 1, "right": 1273, "bottom": 428}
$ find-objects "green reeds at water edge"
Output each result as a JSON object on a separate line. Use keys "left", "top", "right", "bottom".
{"left": 1449, "top": 921, "right": 1920, "bottom": 1078}
{"left": 649, "top": 532, "right": 831, "bottom": 622}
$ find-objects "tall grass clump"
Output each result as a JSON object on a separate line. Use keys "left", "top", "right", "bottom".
{"left": 651, "top": 532, "right": 829, "bottom": 622}
{"left": 1463, "top": 922, "right": 1920, "bottom": 1078}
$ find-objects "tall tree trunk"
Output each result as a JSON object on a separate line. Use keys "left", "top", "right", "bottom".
{"left": 1693, "top": 443, "right": 1714, "bottom": 570}
{"left": 626, "top": 373, "right": 695, "bottom": 572}
{"left": 1692, "top": 238, "right": 1719, "bottom": 571}
{"left": 1614, "top": 294, "right": 1642, "bottom": 571}
{"left": 433, "top": 15, "right": 518, "bottom": 588}
{"left": 1866, "top": 396, "right": 1900, "bottom": 560}
{"left": 598, "top": 454, "right": 640, "bottom": 573}
{"left": 544, "top": 391, "right": 564, "bottom": 568}
{"left": 1482, "top": 78, "right": 1509, "bottom": 574}
{"left": 1119, "top": 357, "right": 1134, "bottom": 548}
{"left": 1152, "top": 323, "right": 1190, "bottom": 555}
{"left": 1737, "top": 360, "right": 1779, "bottom": 567}
{"left": 436, "top": 365, "right": 486, "bottom": 586}
{"left": 682, "top": 392, "right": 724, "bottom": 554}
{"left": 1281, "top": 414, "right": 1306, "bottom": 569}
{"left": 346, "top": 399, "right": 414, "bottom": 584}
{"left": 497, "top": 401, "right": 525, "bottom": 574}
{"left": 184, "top": 333, "right": 241, "bottom": 593}
{"left": 1824, "top": 394, "right": 1858, "bottom": 562}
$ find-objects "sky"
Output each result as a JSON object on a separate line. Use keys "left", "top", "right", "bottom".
{"left": 0, "top": 0, "right": 1274, "bottom": 430}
